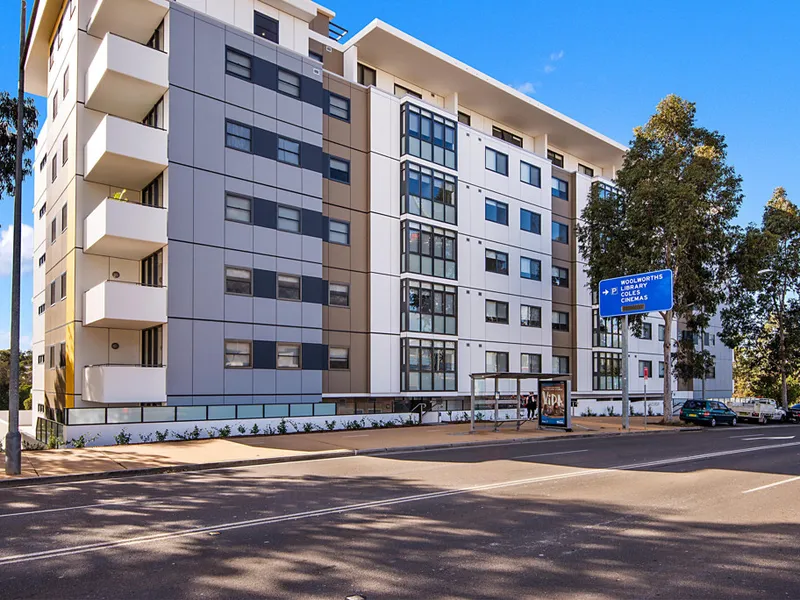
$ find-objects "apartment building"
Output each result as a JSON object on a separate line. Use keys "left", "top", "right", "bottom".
{"left": 25, "top": 0, "right": 732, "bottom": 440}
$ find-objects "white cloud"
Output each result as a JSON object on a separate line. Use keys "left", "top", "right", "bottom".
{"left": 515, "top": 82, "right": 536, "bottom": 95}
{"left": 544, "top": 65, "right": 556, "bottom": 74}
{"left": 549, "top": 50, "right": 565, "bottom": 61}
{"left": 0, "top": 223, "right": 34, "bottom": 277}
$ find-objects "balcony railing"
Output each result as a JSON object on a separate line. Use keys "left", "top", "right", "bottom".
{"left": 84, "top": 280, "right": 167, "bottom": 329}
{"left": 328, "top": 21, "right": 348, "bottom": 41}
{"left": 84, "top": 364, "right": 167, "bottom": 405}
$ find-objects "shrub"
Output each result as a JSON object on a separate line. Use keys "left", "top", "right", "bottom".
{"left": 302, "top": 422, "right": 314, "bottom": 433}
{"left": 289, "top": 420, "right": 301, "bottom": 433}
{"left": 325, "top": 420, "right": 337, "bottom": 431}
{"left": 155, "top": 430, "right": 170, "bottom": 442}
{"left": 114, "top": 429, "right": 131, "bottom": 445}
{"left": 250, "top": 424, "right": 261, "bottom": 436}
{"left": 68, "top": 433, "right": 99, "bottom": 448}
{"left": 206, "top": 428, "right": 218, "bottom": 439}
{"left": 237, "top": 425, "right": 247, "bottom": 435}
{"left": 218, "top": 425, "right": 231, "bottom": 438}
{"left": 138, "top": 433, "right": 154, "bottom": 443}
{"left": 47, "top": 433, "right": 63, "bottom": 449}
{"left": 606, "top": 406, "right": 616, "bottom": 417}
{"left": 277, "top": 419, "right": 288, "bottom": 435}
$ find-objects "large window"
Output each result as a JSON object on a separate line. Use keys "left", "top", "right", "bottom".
{"left": 226, "top": 121, "right": 251, "bottom": 152}
{"left": 592, "top": 309, "right": 621, "bottom": 348}
{"left": 357, "top": 63, "right": 376, "bottom": 86}
{"left": 278, "top": 69, "right": 301, "bottom": 98}
{"left": 552, "top": 311, "right": 569, "bottom": 332}
{"left": 329, "top": 283, "right": 350, "bottom": 307}
{"left": 521, "top": 353, "right": 542, "bottom": 374}
{"left": 329, "top": 348, "right": 350, "bottom": 370}
{"left": 395, "top": 84, "right": 422, "bottom": 99}
{"left": 659, "top": 361, "right": 665, "bottom": 378}
{"left": 401, "top": 162, "right": 457, "bottom": 225}
{"left": 485, "top": 300, "right": 509, "bottom": 324}
{"left": 225, "top": 48, "right": 251, "bottom": 79}
{"left": 521, "top": 162, "right": 541, "bottom": 187}
{"left": 277, "top": 206, "right": 301, "bottom": 233}
{"left": 225, "top": 194, "right": 252, "bottom": 224}
{"left": 492, "top": 125, "right": 522, "bottom": 148}
{"left": 401, "top": 338, "right": 456, "bottom": 392}
{"left": 593, "top": 352, "right": 621, "bottom": 390}
{"left": 402, "top": 279, "right": 457, "bottom": 335}
{"left": 552, "top": 355, "right": 570, "bottom": 374}
{"left": 485, "top": 147, "right": 508, "bottom": 175}
{"left": 277, "top": 137, "right": 300, "bottom": 166}
{"left": 485, "top": 198, "right": 508, "bottom": 225}
{"left": 61, "top": 204, "right": 68, "bottom": 232}
{"left": 552, "top": 221, "right": 569, "bottom": 244}
{"left": 547, "top": 149, "right": 564, "bottom": 168}
{"left": 521, "top": 256, "right": 542, "bottom": 281}
{"left": 225, "top": 267, "right": 252, "bottom": 295}
{"left": 401, "top": 103, "right": 456, "bottom": 169}
{"left": 521, "top": 305, "right": 541, "bottom": 328}
{"left": 142, "top": 175, "right": 163, "bottom": 208}
{"left": 552, "top": 265, "right": 569, "bottom": 287}
{"left": 402, "top": 221, "right": 457, "bottom": 280}
{"left": 485, "top": 249, "right": 508, "bottom": 275}
{"left": 658, "top": 324, "right": 666, "bottom": 342}
{"left": 457, "top": 111, "right": 471, "bottom": 126}
{"left": 329, "top": 220, "right": 350, "bottom": 245}
{"left": 486, "top": 351, "right": 509, "bottom": 373}
{"left": 639, "top": 360, "right": 653, "bottom": 378}
{"left": 277, "top": 343, "right": 301, "bottom": 369}
{"left": 520, "top": 208, "right": 541, "bottom": 234}
{"left": 277, "top": 274, "right": 301, "bottom": 301}
{"left": 225, "top": 340, "right": 252, "bottom": 368}
{"left": 328, "top": 93, "right": 350, "bottom": 121}
{"left": 254, "top": 11, "right": 279, "bottom": 43}
{"left": 552, "top": 177, "right": 569, "bottom": 200}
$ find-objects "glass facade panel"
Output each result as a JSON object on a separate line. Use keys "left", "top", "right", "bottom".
{"left": 401, "top": 338, "right": 457, "bottom": 392}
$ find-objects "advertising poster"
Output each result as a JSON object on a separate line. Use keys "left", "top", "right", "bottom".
{"left": 538, "top": 381, "right": 568, "bottom": 428}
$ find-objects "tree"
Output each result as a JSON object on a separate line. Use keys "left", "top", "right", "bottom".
{"left": 0, "top": 349, "right": 32, "bottom": 411}
{"left": 577, "top": 95, "right": 743, "bottom": 421}
{"left": 721, "top": 188, "right": 800, "bottom": 410}
{"left": 0, "top": 91, "right": 38, "bottom": 196}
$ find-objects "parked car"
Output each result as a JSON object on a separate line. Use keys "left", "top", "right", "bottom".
{"left": 680, "top": 400, "right": 738, "bottom": 427}
{"left": 727, "top": 398, "right": 786, "bottom": 423}
{"left": 789, "top": 404, "right": 800, "bottom": 423}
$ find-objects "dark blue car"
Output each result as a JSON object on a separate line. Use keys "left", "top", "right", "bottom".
{"left": 680, "top": 400, "right": 738, "bottom": 427}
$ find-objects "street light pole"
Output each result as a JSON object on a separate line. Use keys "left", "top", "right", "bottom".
{"left": 5, "top": 0, "right": 27, "bottom": 476}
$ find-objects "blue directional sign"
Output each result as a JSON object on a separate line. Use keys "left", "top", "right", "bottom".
{"left": 598, "top": 269, "right": 673, "bottom": 318}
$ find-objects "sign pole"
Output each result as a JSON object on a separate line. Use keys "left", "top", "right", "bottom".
{"left": 621, "top": 316, "right": 630, "bottom": 430}
{"left": 643, "top": 367, "right": 648, "bottom": 430}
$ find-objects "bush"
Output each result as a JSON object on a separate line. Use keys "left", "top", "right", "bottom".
{"left": 250, "top": 424, "right": 260, "bottom": 436}
{"left": 606, "top": 406, "right": 616, "bottom": 417}
{"left": 138, "top": 433, "right": 154, "bottom": 443}
{"left": 22, "top": 397, "right": 32, "bottom": 410}
{"left": 218, "top": 425, "right": 231, "bottom": 438}
{"left": 47, "top": 433, "right": 63, "bottom": 449}
{"left": 237, "top": 425, "right": 247, "bottom": 435}
{"left": 277, "top": 419, "right": 288, "bottom": 435}
{"left": 114, "top": 429, "right": 131, "bottom": 445}
{"left": 302, "top": 422, "right": 314, "bottom": 433}
{"left": 325, "top": 420, "right": 337, "bottom": 431}
{"left": 68, "top": 433, "right": 99, "bottom": 448}
{"left": 155, "top": 430, "right": 170, "bottom": 442}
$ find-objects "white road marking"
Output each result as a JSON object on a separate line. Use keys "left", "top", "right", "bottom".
{"left": 743, "top": 475, "right": 800, "bottom": 494}
{"left": 342, "top": 434, "right": 370, "bottom": 438}
{"left": 730, "top": 434, "right": 764, "bottom": 439}
{"left": 1, "top": 440, "right": 798, "bottom": 566}
{"left": 514, "top": 450, "right": 589, "bottom": 459}
{"left": 741, "top": 436, "right": 795, "bottom": 441}
{"left": 0, "top": 499, "right": 143, "bottom": 519}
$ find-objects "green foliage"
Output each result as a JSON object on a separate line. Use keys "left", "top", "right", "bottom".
{"left": 237, "top": 424, "right": 247, "bottom": 435}
{"left": 0, "top": 92, "right": 39, "bottom": 197}
{"left": 155, "top": 430, "right": 170, "bottom": 442}
{"left": 0, "top": 349, "right": 32, "bottom": 411}
{"left": 277, "top": 419, "right": 287, "bottom": 435}
{"left": 250, "top": 424, "right": 260, "bottom": 436}
{"left": 218, "top": 425, "right": 231, "bottom": 438}
{"left": 47, "top": 433, "right": 63, "bottom": 449}
{"left": 302, "top": 422, "right": 314, "bottom": 433}
{"left": 325, "top": 420, "right": 336, "bottom": 431}
{"left": 606, "top": 405, "right": 616, "bottom": 417}
{"left": 174, "top": 426, "right": 201, "bottom": 441}
{"left": 113, "top": 429, "right": 131, "bottom": 445}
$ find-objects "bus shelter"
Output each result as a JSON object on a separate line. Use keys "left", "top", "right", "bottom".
{"left": 468, "top": 372, "right": 572, "bottom": 433}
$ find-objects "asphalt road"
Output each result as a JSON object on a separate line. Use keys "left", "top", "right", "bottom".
{"left": 1, "top": 424, "right": 799, "bottom": 599}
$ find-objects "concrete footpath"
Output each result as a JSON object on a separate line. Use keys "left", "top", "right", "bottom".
{"left": 0, "top": 417, "right": 697, "bottom": 487}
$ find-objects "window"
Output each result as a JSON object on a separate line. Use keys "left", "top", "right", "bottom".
{"left": 37, "top": 354, "right": 45, "bottom": 365}
{"left": 147, "top": 19, "right": 164, "bottom": 50}
{"left": 328, "top": 157, "right": 350, "bottom": 184}
{"left": 277, "top": 343, "right": 301, "bottom": 369}
{"left": 141, "top": 250, "right": 163, "bottom": 287}
{"left": 52, "top": 93, "right": 58, "bottom": 119}
{"left": 485, "top": 351, "right": 509, "bottom": 373}
{"left": 357, "top": 63, "right": 376, "bottom": 86}
{"left": 521, "top": 257, "right": 542, "bottom": 281}
{"left": 394, "top": 84, "right": 421, "bottom": 99}
{"left": 59, "top": 342, "right": 66, "bottom": 368}
{"left": 142, "top": 175, "right": 163, "bottom": 208}
{"left": 402, "top": 279, "right": 457, "bottom": 335}
{"left": 225, "top": 121, "right": 252, "bottom": 152}
{"left": 254, "top": 12, "right": 279, "bottom": 44}
{"left": 39, "top": 203, "right": 47, "bottom": 219}
{"left": 329, "top": 348, "right": 349, "bottom": 370}
{"left": 521, "top": 305, "right": 541, "bottom": 328}
{"left": 492, "top": 125, "right": 523, "bottom": 148}
{"left": 61, "top": 136, "right": 68, "bottom": 165}
{"left": 706, "top": 360, "right": 716, "bottom": 379}
{"left": 329, "top": 219, "right": 350, "bottom": 245}
{"left": 485, "top": 147, "right": 508, "bottom": 175}
{"left": 225, "top": 267, "right": 252, "bottom": 295}
{"left": 639, "top": 323, "right": 653, "bottom": 340}
{"left": 38, "top": 304, "right": 45, "bottom": 315}
{"left": 520, "top": 208, "right": 541, "bottom": 234}
{"left": 50, "top": 219, "right": 57, "bottom": 243}
{"left": 49, "top": 281, "right": 56, "bottom": 305}
{"left": 277, "top": 137, "right": 300, "bottom": 166}
{"left": 521, "top": 353, "right": 542, "bottom": 374}
{"left": 578, "top": 164, "right": 594, "bottom": 177}
{"left": 51, "top": 154, "right": 57, "bottom": 183}
{"left": 225, "top": 194, "right": 251, "bottom": 224}
{"left": 704, "top": 332, "right": 715, "bottom": 346}
{"left": 328, "top": 283, "right": 350, "bottom": 307}
{"left": 552, "top": 221, "right": 568, "bottom": 244}
{"left": 39, "top": 156, "right": 47, "bottom": 173}
{"left": 401, "top": 338, "right": 456, "bottom": 392}
{"left": 60, "top": 272, "right": 67, "bottom": 300}
{"left": 142, "top": 97, "right": 163, "bottom": 128}
{"left": 547, "top": 149, "right": 564, "bottom": 168}
{"left": 552, "top": 355, "right": 570, "bottom": 374}
{"left": 639, "top": 360, "right": 653, "bottom": 378}
{"left": 521, "top": 161, "right": 541, "bottom": 187}
{"left": 225, "top": 340, "right": 251, "bottom": 368}
{"left": 552, "top": 177, "right": 569, "bottom": 200}
{"left": 63, "top": 67, "right": 69, "bottom": 98}
{"left": 401, "top": 104, "right": 456, "bottom": 169}
{"left": 277, "top": 69, "right": 301, "bottom": 98}
{"left": 309, "top": 50, "right": 323, "bottom": 63}
{"left": 38, "top": 254, "right": 45, "bottom": 267}
{"left": 328, "top": 94, "right": 350, "bottom": 121}
{"left": 61, "top": 203, "right": 67, "bottom": 232}
{"left": 457, "top": 111, "right": 471, "bottom": 126}
{"left": 225, "top": 48, "right": 251, "bottom": 79}
{"left": 48, "top": 345, "right": 55, "bottom": 369}
{"left": 142, "top": 325, "right": 162, "bottom": 367}
{"left": 485, "top": 198, "right": 508, "bottom": 225}
{"left": 659, "top": 361, "right": 665, "bottom": 378}
{"left": 277, "top": 206, "right": 301, "bottom": 233}
{"left": 593, "top": 309, "right": 621, "bottom": 348}
{"left": 401, "top": 162, "right": 457, "bottom": 225}
{"left": 485, "top": 300, "right": 509, "bottom": 324}
{"left": 658, "top": 324, "right": 665, "bottom": 342}
{"left": 485, "top": 249, "right": 508, "bottom": 275}
{"left": 593, "top": 352, "right": 621, "bottom": 390}
{"left": 553, "top": 310, "right": 570, "bottom": 332}
{"left": 277, "top": 274, "right": 301, "bottom": 300}
{"left": 402, "top": 221, "right": 456, "bottom": 279}
{"left": 552, "top": 265, "right": 569, "bottom": 287}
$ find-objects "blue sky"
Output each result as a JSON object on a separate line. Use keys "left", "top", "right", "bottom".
{"left": 0, "top": 0, "right": 797, "bottom": 349}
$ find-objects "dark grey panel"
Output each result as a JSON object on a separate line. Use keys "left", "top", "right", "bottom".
{"left": 254, "top": 197, "right": 277, "bottom": 229}
{"left": 253, "top": 269, "right": 276, "bottom": 299}
{"left": 302, "top": 343, "right": 328, "bottom": 371}
{"left": 301, "top": 208, "right": 323, "bottom": 238}
{"left": 301, "top": 276, "right": 326, "bottom": 305}
{"left": 253, "top": 340, "right": 276, "bottom": 369}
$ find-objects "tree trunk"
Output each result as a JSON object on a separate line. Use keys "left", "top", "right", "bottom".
{"left": 779, "top": 312, "right": 788, "bottom": 411}
{"left": 662, "top": 310, "right": 673, "bottom": 422}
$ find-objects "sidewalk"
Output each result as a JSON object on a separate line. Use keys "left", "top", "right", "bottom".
{"left": 1, "top": 417, "right": 696, "bottom": 486}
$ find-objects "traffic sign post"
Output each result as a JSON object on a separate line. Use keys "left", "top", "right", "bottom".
{"left": 598, "top": 270, "right": 673, "bottom": 431}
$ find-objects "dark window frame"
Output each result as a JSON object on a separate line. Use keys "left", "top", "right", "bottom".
{"left": 552, "top": 177, "right": 569, "bottom": 200}
{"left": 225, "top": 120, "right": 252, "bottom": 153}
{"left": 328, "top": 93, "right": 350, "bottom": 121}
{"left": 552, "top": 265, "right": 569, "bottom": 287}
{"left": 329, "top": 219, "right": 351, "bottom": 246}
{"left": 593, "top": 351, "right": 621, "bottom": 390}
{"left": 520, "top": 208, "right": 541, "bottom": 234}
{"left": 328, "top": 282, "right": 350, "bottom": 307}
{"left": 552, "top": 310, "right": 570, "bottom": 332}
{"left": 521, "top": 256, "right": 542, "bottom": 281}
{"left": 401, "top": 338, "right": 457, "bottom": 392}
{"left": 225, "top": 47, "right": 252, "bottom": 80}
{"left": 329, "top": 347, "right": 350, "bottom": 370}
{"left": 485, "top": 147, "right": 509, "bottom": 176}
{"left": 485, "top": 198, "right": 509, "bottom": 226}
{"left": 277, "top": 68, "right": 301, "bottom": 98}
{"left": 224, "top": 266, "right": 253, "bottom": 296}
{"left": 547, "top": 149, "right": 564, "bottom": 168}
{"left": 485, "top": 299, "right": 509, "bottom": 324}
{"left": 552, "top": 220, "right": 569, "bottom": 244}
{"left": 485, "top": 249, "right": 509, "bottom": 276}
{"left": 485, "top": 351, "right": 509, "bottom": 374}
{"left": 225, "top": 193, "right": 252, "bottom": 224}
{"left": 401, "top": 221, "right": 457, "bottom": 279}
{"left": 401, "top": 103, "right": 457, "bottom": 170}
{"left": 521, "top": 161, "right": 541, "bottom": 187}
{"left": 277, "top": 273, "right": 302, "bottom": 301}
{"left": 401, "top": 161, "right": 457, "bottom": 226}
{"left": 276, "top": 205, "right": 301, "bottom": 233}
{"left": 328, "top": 156, "right": 350, "bottom": 184}
{"left": 492, "top": 125, "right": 523, "bottom": 148}
{"left": 401, "top": 279, "right": 457, "bottom": 336}
{"left": 254, "top": 11, "right": 279, "bottom": 44}
{"left": 357, "top": 63, "right": 376, "bottom": 86}
{"left": 277, "top": 136, "right": 301, "bottom": 166}
{"left": 520, "top": 304, "right": 542, "bottom": 328}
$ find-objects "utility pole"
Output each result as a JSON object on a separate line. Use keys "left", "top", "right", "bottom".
{"left": 5, "top": 0, "right": 27, "bottom": 476}
{"left": 621, "top": 316, "right": 629, "bottom": 430}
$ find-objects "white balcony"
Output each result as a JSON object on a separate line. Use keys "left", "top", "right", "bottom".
{"left": 88, "top": 0, "right": 170, "bottom": 45}
{"left": 84, "top": 114, "right": 167, "bottom": 189}
{"left": 84, "top": 281, "right": 167, "bottom": 329}
{"left": 84, "top": 198, "right": 167, "bottom": 260}
{"left": 84, "top": 364, "right": 166, "bottom": 404}
{"left": 86, "top": 34, "right": 168, "bottom": 122}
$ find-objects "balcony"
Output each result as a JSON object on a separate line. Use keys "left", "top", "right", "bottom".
{"left": 88, "top": 0, "right": 170, "bottom": 45}
{"left": 86, "top": 33, "right": 168, "bottom": 122}
{"left": 84, "top": 114, "right": 167, "bottom": 189}
{"left": 84, "top": 364, "right": 166, "bottom": 404}
{"left": 84, "top": 198, "right": 167, "bottom": 260}
{"left": 84, "top": 281, "right": 167, "bottom": 329}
